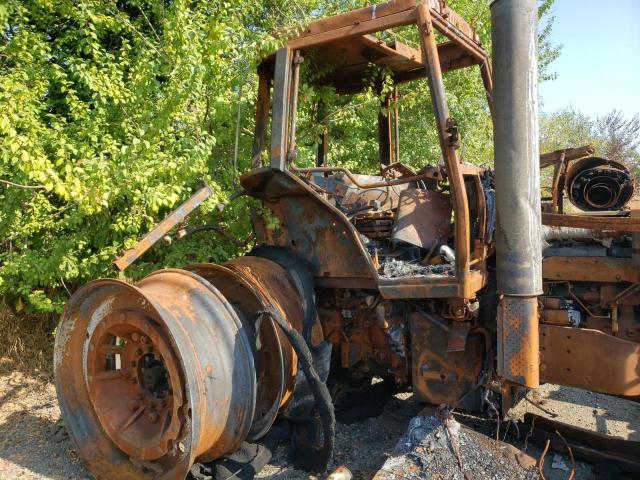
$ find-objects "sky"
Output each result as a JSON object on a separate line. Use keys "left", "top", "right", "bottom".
{"left": 538, "top": 0, "right": 640, "bottom": 119}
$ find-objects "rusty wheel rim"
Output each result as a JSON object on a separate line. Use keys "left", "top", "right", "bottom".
{"left": 85, "top": 311, "right": 184, "bottom": 461}
{"left": 186, "top": 263, "right": 285, "bottom": 441}
{"left": 55, "top": 269, "right": 257, "bottom": 479}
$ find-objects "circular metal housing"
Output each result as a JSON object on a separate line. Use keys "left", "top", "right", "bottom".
{"left": 566, "top": 157, "right": 635, "bottom": 211}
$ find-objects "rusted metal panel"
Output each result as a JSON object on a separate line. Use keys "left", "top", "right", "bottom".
{"left": 543, "top": 256, "right": 640, "bottom": 283}
{"left": 114, "top": 184, "right": 213, "bottom": 271}
{"left": 542, "top": 212, "right": 640, "bottom": 232}
{"left": 391, "top": 188, "right": 452, "bottom": 250}
{"left": 410, "top": 312, "right": 484, "bottom": 410}
{"left": 540, "top": 324, "right": 640, "bottom": 396}
{"left": 497, "top": 296, "right": 540, "bottom": 388}
{"left": 241, "top": 168, "right": 377, "bottom": 280}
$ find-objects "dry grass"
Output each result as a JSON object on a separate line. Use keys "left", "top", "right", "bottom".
{"left": 0, "top": 306, "right": 58, "bottom": 379}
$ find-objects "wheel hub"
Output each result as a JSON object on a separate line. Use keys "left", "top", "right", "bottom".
{"left": 85, "top": 312, "right": 184, "bottom": 461}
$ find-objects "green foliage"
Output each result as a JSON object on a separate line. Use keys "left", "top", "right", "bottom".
{"left": 0, "top": 0, "right": 560, "bottom": 312}
{"left": 0, "top": 0, "right": 273, "bottom": 311}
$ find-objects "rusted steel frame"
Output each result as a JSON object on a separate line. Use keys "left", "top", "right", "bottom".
{"left": 523, "top": 413, "right": 640, "bottom": 477}
{"left": 317, "top": 128, "right": 328, "bottom": 167}
{"left": 270, "top": 47, "right": 292, "bottom": 170}
{"left": 291, "top": 165, "right": 433, "bottom": 189}
{"left": 417, "top": 3, "right": 470, "bottom": 290}
{"left": 540, "top": 145, "right": 595, "bottom": 168}
{"left": 360, "top": 33, "right": 422, "bottom": 68}
{"left": 296, "top": 0, "right": 417, "bottom": 39}
{"left": 550, "top": 151, "right": 566, "bottom": 213}
{"left": 539, "top": 324, "right": 640, "bottom": 396}
{"left": 425, "top": 0, "right": 480, "bottom": 44}
{"left": 287, "top": 9, "right": 417, "bottom": 50}
{"left": 251, "top": 67, "right": 272, "bottom": 169}
{"left": 287, "top": 50, "right": 303, "bottom": 161}
{"left": 393, "top": 87, "right": 400, "bottom": 163}
{"left": 114, "top": 183, "right": 213, "bottom": 271}
{"left": 542, "top": 212, "right": 640, "bottom": 232}
{"left": 378, "top": 270, "right": 487, "bottom": 300}
{"left": 427, "top": 5, "right": 485, "bottom": 63}
{"left": 378, "top": 93, "right": 394, "bottom": 165}
{"left": 392, "top": 43, "right": 481, "bottom": 85}
{"left": 479, "top": 59, "right": 493, "bottom": 112}
{"left": 594, "top": 282, "right": 640, "bottom": 310}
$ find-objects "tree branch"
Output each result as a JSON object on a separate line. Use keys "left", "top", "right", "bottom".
{"left": 0, "top": 179, "right": 45, "bottom": 190}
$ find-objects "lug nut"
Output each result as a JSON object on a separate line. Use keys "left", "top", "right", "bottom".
{"left": 131, "top": 332, "right": 139, "bottom": 342}
{"left": 147, "top": 412, "right": 159, "bottom": 423}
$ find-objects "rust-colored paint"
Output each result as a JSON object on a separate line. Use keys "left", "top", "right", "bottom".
{"left": 409, "top": 312, "right": 484, "bottom": 410}
{"left": 544, "top": 256, "right": 640, "bottom": 284}
{"left": 540, "top": 324, "right": 640, "bottom": 397}
{"left": 185, "top": 262, "right": 288, "bottom": 441}
{"left": 497, "top": 296, "right": 540, "bottom": 388}
{"left": 224, "top": 256, "right": 307, "bottom": 406}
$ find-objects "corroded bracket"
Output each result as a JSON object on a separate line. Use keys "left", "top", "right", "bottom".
{"left": 114, "top": 183, "right": 213, "bottom": 271}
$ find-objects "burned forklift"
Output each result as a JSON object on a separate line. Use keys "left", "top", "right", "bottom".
{"left": 53, "top": 1, "right": 640, "bottom": 479}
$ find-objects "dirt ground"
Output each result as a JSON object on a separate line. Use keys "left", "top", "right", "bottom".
{"left": 1, "top": 310, "right": 639, "bottom": 480}
{"left": 1, "top": 369, "right": 639, "bottom": 480}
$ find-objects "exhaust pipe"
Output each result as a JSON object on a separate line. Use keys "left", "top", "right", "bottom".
{"left": 491, "top": 0, "right": 542, "bottom": 389}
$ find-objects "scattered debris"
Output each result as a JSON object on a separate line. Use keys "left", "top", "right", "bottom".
{"left": 373, "top": 413, "right": 537, "bottom": 479}
{"left": 380, "top": 258, "right": 454, "bottom": 278}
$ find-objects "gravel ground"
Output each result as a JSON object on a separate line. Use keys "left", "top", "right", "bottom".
{"left": 1, "top": 372, "right": 638, "bottom": 480}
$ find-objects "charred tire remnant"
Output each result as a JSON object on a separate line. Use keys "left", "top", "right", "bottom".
{"left": 54, "top": 257, "right": 311, "bottom": 479}
{"left": 565, "top": 157, "right": 635, "bottom": 211}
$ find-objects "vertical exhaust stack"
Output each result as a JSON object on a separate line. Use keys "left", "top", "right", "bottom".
{"left": 491, "top": 0, "right": 542, "bottom": 389}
